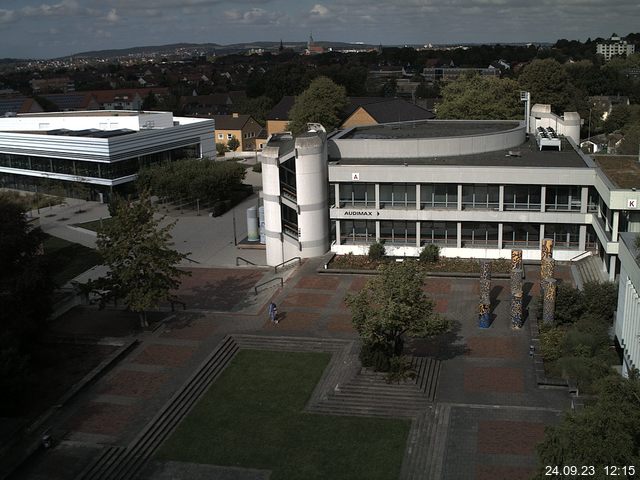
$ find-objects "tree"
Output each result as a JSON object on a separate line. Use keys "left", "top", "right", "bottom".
{"left": 141, "top": 91, "right": 158, "bottom": 110}
{"left": 437, "top": 75, "right": 522, "bottom": 120}
{"left": 618, "top": 122, "right": 640, "bottom": 155}
{"left": 345, "top": 261, "right": 450, "bottom": 361}
{"left": 0, "top": 197, "right": 54, "bottom": 413}
{"left": 92, "top": 193, "right": 190, "bottom": 327}
{"left": 535, "top": 375, "right": 640, "bottom": 476}
{"left": 518, "top": 59, "right": 583, "bottom": 113}
{"left": 227, "top": 135, "right": 240, "bottom": 152}
{"left": 288, "top": 76, "right": 347, "bottom": 133}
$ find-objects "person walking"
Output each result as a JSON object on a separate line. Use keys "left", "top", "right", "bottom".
{"left": 268, "top": 302, "right": 278, "bottom": 324}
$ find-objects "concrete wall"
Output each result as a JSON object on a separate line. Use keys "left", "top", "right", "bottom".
{"left": 330, "top": 123, "right": 525, "bottom": 159}
{"left": 616, "top": 233, "right": 640, "bottom": 375}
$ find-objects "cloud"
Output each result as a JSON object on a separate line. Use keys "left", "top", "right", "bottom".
{"left": 223, "top": 8, "right": 290, "bottom": 25}
{"left": 0, "top": 9, "right": 17, "bottom": 24}
{"left": 105, "top": 8, "right": 119, "bottom": 22}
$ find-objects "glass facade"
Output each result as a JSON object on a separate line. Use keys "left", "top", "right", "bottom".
{"left": 281, "top": 204, "right": 298, "bottom": 239}
{"left": 503, "top": 223, "right": 540, "bottom": 247}
{"left": 420, "top": 221, "right": 457, "bottom": 245}
{"left": 461, "top": 222, "right": 499, "bottom": 246}
{"left": 462, "top": 184, "right": 499, "bottom": 210}
{"left": 379, "top": 220, "right": 416, "bottom": 245}
{"left": 0, "top": 145, "right": 200, "bottom": 182}
{"left": 379, "top": 183, "right": 416, "bottom": 209}
{"left": 339, "top": 183, "right": 375, "bottom": 207}
{"left": 545, "top": 186, "right": 582, "bottom": 211}
{"left": 420, "top": 184, "right": 457, "bottom": 209}
{"left": 340, "top": 220, "right": 375, "bottom": 244}
{"left": 545, "top": 223, "right": 580, "bottom": 248}
{"left": 504, "top": 185, "right": 541, "bottom": 211}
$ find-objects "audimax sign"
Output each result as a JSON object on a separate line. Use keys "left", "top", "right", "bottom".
{"left": 343, "top": 210, "right": 380, "bottom": 217}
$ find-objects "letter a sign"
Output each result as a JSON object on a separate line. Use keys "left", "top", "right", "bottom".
{"left": 352, "top": 172, "right": 360, "bottom": 181}
{"left": 628, "top": 199, "right": 637, "bottom": 209}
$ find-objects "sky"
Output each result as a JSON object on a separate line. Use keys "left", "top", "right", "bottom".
{"left": 1, "top": 0, "right": 639, "bottom": 59}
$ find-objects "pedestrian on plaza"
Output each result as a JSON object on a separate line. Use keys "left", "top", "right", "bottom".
{"left": 268, "top": 302, "right": 278, "bottom": 324}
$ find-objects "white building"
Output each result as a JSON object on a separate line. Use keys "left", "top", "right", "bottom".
{"left": 0, "top": 110, "right": 215, "bottom": 200}
{"left": 616, "top": 233, "right": 640, "bottom": 376}
{"left": 597, "top": 35, "right": 635, "bottom": 61}
{"left": 260, "top": 105, "right": 640, "bottom": 281}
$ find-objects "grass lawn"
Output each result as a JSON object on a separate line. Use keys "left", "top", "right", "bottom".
{"left": 157, "top": 350, "right": 410, "bottom": 480}
{"left": 42, "top": 234, "right": 102, "bottom": 285}
{"left": 74, "top": 217, "right": 113, "bottom": 232}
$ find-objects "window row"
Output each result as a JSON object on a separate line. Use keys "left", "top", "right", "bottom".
{"left": 339, "top": 221, "right": 596, "bottom": 249}
{"left": 0, "top": 146, "right": 199, "bottom": 180}
{"left": 333, "top": 183, "right": 598, "bottom": 212}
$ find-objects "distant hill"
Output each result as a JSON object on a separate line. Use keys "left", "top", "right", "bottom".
{"left": 63, "top": 40, "right": 380, "bottom": 60}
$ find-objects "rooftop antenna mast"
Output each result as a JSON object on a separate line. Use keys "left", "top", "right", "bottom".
{"left": 520, "top": 91, "right": 531, "bottom": 135}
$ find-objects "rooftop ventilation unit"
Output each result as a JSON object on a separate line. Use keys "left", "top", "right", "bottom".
{"left": 535, "top": 126, "right": 561, "bottom": 151}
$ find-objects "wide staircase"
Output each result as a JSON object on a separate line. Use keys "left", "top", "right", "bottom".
{"left": 573, "top": 253, "right": 608, "bottom": 287}
{"left": 310, "top": 356, "right": 441, "bottom": 418}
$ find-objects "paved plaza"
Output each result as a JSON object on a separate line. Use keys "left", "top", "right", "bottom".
{"left": 11, "top": 257, "right": 574, "bottom": 480}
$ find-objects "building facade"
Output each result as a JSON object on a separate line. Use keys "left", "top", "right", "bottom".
{"left": 597, "top": 35, "right": 635, "bottom": 61}
{"left": 0, "top": 110, "right": 215, "bottom": 200}
{"left": 615, "top": 233, "right": 640, "bottom": 376}
{"left": 260, "top": 106, "right": 640, "bottom": 286}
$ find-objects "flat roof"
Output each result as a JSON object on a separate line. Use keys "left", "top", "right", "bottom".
{"left": 339, "top": 120, "right": 521, "bottom": 140}
{"left": 330, "top": 137, "right": 589, "bottom": 168}
{"left": 594, "top": 155, "right": 640, "bottom": 189}
{"left": 13, "top": 110, "right": 143, "bottom": 118}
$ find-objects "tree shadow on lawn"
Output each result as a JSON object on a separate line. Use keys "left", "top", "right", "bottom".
{"left": 407, "top": 320, "right": 468, "bottom": 360}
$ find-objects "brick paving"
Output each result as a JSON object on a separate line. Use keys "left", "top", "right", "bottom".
{"left": 68, "top": 402, "right": 139, "bottom": 437}
{"left": 21, "top": 261, "right": 576, "bottom": 480}
{"left": 97, "top": 370, "right": 170, "bottom": 398}
{"left": 477, "top": 420, "right": 546, "bottom": 455}
{"left": 464, "top": 366, "right": 525, "bottom": 393}
{"left": 133, "top": 344, "right": 197, "bottom": 368}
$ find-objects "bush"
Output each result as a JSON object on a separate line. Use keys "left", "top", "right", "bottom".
{"left": 252, "top": 162, "right": 262, "bottom": 173}
{"left": 216, "top": 142, "right": 227, "bottom": 156}
{"left": 227, "top": 136, "right": 240, "bottom": 152}
{"left": 419, "top": 244, "right": 440, "bottom": 263}
{"left": 556, "top": 356, "right": 613, "bottom": 393}
{"left": 539, "top": 326, "right": 566, "bottom": 363}
{"left": 368, "top": 241, "right": 386, "bottom": 261}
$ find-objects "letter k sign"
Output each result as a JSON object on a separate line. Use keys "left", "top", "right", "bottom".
{"left": 628, "top": 199, "right": 637, "bottom": 209}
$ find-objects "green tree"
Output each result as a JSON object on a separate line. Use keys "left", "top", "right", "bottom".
{"left": 345, "top": 261, "right": 450, "bottom": 359}
{"left": 92, "top": 193, "right": 190, "bottom": 327}
{"left": 141, "top": 91, "right": 158, "bottom": 110}
{"left": 437, "top": 75, "right": 522, "bottom": 120}
{"left": 535, "top": 375, "right": 640, "bottom": 476}
{"left": 618, "top": 122, "right": 640, "bottom": 155}
{"left": 227, "top": 136, "right": 240, "bottom": 152}
{"left": 288, "top": 76, "right": 347, "bottom": 134}
{"left": 518, "top": 58, "right": 583, "bottom": 113}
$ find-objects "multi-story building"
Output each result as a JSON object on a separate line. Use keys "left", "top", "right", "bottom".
{"left": 0, "top": 110, "right": 215, "bottom": 201}
{"left": 260, "top": 104, "right": 640, "bottom": 281}
{"left": 597, "top": 35, "right": 635, "bottom": 61}
{"left": 261, "top": 104, "right": 640, "bottom": 374}
{"left": 421, "top": 67, "right": 499, "bottom": 82}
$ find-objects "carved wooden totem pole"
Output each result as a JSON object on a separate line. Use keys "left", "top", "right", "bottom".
{"left": 478, "top": 261, "right": 492, "bottom": 328}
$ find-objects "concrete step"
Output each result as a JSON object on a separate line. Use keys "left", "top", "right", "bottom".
{"left": 310, "top": 404, "right": 422, "bottom": 418}
{"left": 78, "top": 336, "right": 240, "bottom": 480}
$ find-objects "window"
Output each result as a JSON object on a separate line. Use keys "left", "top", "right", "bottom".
{"left": 379, "top": 183, "right": 416, "bottom": 208}
{"left": 227, "top": 133, "right": 233, "bottom": 140}
{"left": 420, "top": 221, "right": 456, "bottom": 245}
{"left": 462, "top": 184, "right": 499, "bottom": 210}
{"left": 420, "top": 184, "right": 457, "bottom": 209}
{"left": 339, "top": 183, "right": 375, "bottom": 207}
{"left": 341, "top": 220, "right": 375, "bottom": 244}
{"left": 380, "top": 221, "right": 416, "bottom": 245}
{"left": 546, "top": 186, "right": 581, "bottom": 211}
{"left": 461, "top": 222, "right": 498, "bottom": 246}
{"left": 281, "top": 204, "right": 298, "bottom": 239}
{"left": 502, "top": 223, "right": 539, "bottom": 247}
{"left": 218, "top": 133, "right": 223, "bottom": 139}
{"left": 504, "top": 186, "right": 541, "bottom": 211}
{"left": 545, "top": 223, "right": 580, "bottom": 248}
